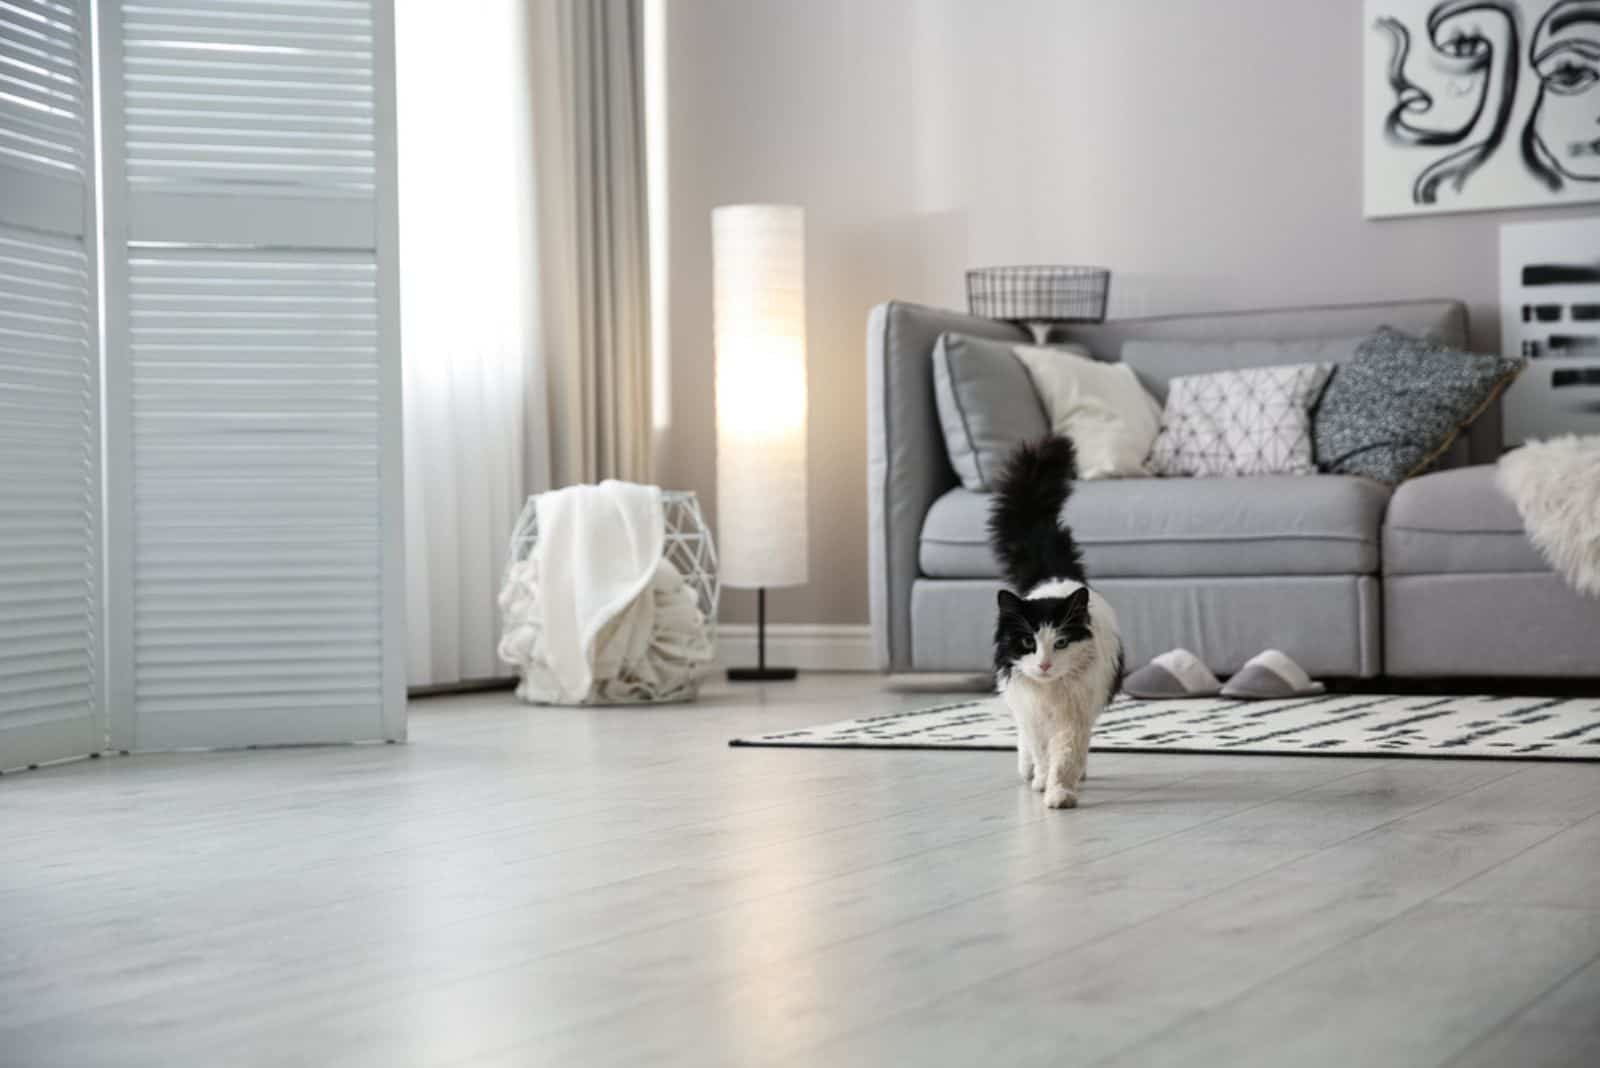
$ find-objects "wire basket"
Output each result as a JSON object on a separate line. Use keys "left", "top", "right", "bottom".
{"left": 966, "top": 265, "right": 1111, "bottom": 324}
{"left": 501, "top": 489, "right": 719, "bottom": 704}
{"left": 507, "top": 489, "right": 719, "bottom": 629}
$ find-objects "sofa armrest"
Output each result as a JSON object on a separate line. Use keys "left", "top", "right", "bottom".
{"left": 866, "top": 301, "right": 1026, "bottom": 670}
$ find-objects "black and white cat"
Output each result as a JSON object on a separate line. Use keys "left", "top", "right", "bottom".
{"left": 988, "top": 435, "right": 1124, "bottom": 809}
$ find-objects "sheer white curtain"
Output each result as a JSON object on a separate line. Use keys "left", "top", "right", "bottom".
{"left": 396, "top": 0, "right": 548, "bottom": 688}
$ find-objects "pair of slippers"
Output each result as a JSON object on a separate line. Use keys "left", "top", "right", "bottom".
{"left": 1123, "top": 648, "right": 1325, "bottom": 700}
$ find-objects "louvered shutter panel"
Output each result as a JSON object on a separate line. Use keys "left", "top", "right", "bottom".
{"left": 0, "top": 0, "right": 103, "bottom": 771}
{"left": 100, "top": 0, "right": 403, "bottom": 749}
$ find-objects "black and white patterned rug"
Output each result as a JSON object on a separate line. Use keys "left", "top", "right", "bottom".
{"left": 732, "top": 693, "right": 1600, "bottom": 760}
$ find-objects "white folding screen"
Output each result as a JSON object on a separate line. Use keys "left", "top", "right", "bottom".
{"left": 0, "top": 0, "right": 102, "bottom": 771}
{"left": 99, "top": 0, "right": 403, "bottom": 749}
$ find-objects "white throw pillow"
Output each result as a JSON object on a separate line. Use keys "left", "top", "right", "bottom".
{"left": 1012, "top": 344, "right": 1163, "bottom": 479}
{"left": 1147, "top": 362, "right": 1334, "bottom": 478}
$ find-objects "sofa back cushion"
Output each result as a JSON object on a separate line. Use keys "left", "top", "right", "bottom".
{"left": 1120, "top": 337, "right": 1364, "bottom": 405}
{"left": 1063, "top": 300, "right": 1466, "bottom": 359}
{"left": 931, "top": 331, "right": 1051, "bottom": 491}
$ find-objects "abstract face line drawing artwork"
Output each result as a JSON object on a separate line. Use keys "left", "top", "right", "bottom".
{"left": 1366, "top": 1, "right": 1600, "bottom": 216}
{"left": 1524, "top": 0, "right": 1600, "bottom": 188}
{"left": 1500, "top": 218, "right": 1600, "bottom": 444}
{"left": 1376, "top": 1, "right": 1521, "bottom": 205}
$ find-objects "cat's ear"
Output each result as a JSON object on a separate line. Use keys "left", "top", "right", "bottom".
{"left": 1062, "top": 587, "right": 1090, "bottom": 620}
{"left": 996, "top": 589, "right": 1025, "bottom": 615}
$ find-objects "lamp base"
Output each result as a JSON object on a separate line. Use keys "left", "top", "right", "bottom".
{"left": 1023, "top": 320, "right": 1059, "bottom": 345}
{"left": 725, "top": 587, "right": 797, "bottom": 683}
{"left": 727, "top": 666, "right": 798, "bottom": 682}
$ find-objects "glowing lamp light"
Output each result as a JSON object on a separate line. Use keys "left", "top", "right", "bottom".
{"left": 712, "top": 204, "right": 808, "bottom": 680}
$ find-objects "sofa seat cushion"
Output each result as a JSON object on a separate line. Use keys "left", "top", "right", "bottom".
{"left": 920, "top": 475, "right": 1390, "bottom": 579}
{"left": 1384, "top": 466, "right": 1546, "bottom": 576}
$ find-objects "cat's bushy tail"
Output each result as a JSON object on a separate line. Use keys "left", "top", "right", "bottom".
{"left": 986, "top": 434, "right": 1086, "bottom": 594}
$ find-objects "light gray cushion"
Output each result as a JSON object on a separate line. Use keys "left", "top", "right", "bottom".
{"left": 919, "top": 474, "right": 1390, "bottom": 578}
{"left": 1385, "top": 573, "right": 1600, "bottom": 677}
{"left": 911, "top": 575, "right": 1381, "bottom": 677}
{"left": 1120, "top": 336, "right": 1366, "bottom": 404}
{"left": 1314, "top": 329, "right": 1522, "bottom": 485}
{"left": 930, "top": 332, "right": 1050, "bottom": 491}
{"left": 1384, "top": 466, "right": 1547, "bottom": 576}
{"left": 1067, "top": 302, "right": 1465, "bottom": 366}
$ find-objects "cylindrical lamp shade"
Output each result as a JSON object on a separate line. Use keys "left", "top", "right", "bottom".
{"left": 712, "top": 204, "right": 808, "bottom": 590}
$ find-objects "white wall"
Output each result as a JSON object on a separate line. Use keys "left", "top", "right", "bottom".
{"left": 659, "top": 0, "right": 1589, "bottom": 627}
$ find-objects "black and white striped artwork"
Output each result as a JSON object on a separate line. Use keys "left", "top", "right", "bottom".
{"left": 733, "top": 693, "right": 1600, "bottom": 760}
{"left": 1364, "top": 0, "right": 1600, "bottom": 218}
{"left": 1501, "top": 217, "right": 1600, "bottom": 443}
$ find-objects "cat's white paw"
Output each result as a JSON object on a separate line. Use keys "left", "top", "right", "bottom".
{"left": 1030, "top": 772, "right": 1046, "bottom": 792}
{"left": 1044, "top": 785, "right": 1078, "bottom": 809}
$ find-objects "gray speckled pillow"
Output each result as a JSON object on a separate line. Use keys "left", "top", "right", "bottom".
{"left": 1313, "top": 328, "right": 1521, "bottom": 484}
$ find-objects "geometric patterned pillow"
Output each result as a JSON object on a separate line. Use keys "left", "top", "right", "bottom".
{"left": 1313, "top": 328, "right": 1523, "bottom": 485}
{"left": 1147, "top": 362, "right": 1335, "bottom": 477}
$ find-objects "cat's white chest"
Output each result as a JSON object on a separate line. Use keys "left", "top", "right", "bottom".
{"left": 1002, "top": 673, "right": 1084, "bottom": 733}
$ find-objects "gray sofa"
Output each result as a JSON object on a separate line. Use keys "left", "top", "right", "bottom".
{"left": 867, "top": 298, "right": 1600, "bottom": 680}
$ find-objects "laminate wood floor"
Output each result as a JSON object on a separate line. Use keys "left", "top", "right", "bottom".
{"left": 2, "top": 674, "right": 1598, "bottom": 1067}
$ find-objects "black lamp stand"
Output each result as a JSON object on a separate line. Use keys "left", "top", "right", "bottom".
{"left": 726, "top": 587, "right": 797, "bottom": 681}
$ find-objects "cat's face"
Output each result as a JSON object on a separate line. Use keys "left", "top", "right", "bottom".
{"left": 996, "top": 587, "right": 1093, "bottom": 682}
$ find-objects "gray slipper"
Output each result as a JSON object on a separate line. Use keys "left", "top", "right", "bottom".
{"left": 1123, "top": 648, "right": 1222, "bottom": 699}
{"left": 1219, "top": 649, "right": 1325, "bottom": 699}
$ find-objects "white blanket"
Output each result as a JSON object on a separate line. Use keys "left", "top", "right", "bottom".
{"left": 1497, "top": 435, "right": 1600, "bottom": 597}
{"left": 535, "top": 480, "right": 663, "bottom": 700}
{"left": 497, "top": 481, "right": 714, "bottom": 704}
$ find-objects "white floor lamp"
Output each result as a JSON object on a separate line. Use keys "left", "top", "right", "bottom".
{"left": 712, "top": 204, "right": 808, "bottom": 681}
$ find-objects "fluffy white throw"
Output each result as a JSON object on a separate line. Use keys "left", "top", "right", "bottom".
{"left": 497, "top": 481, "right": 713, "bottom": 704}
{"left": 1497, "top": 435, "right": 1600, "bottom": 597}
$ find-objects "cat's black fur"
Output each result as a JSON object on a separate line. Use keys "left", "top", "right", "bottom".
{"left": 986, "top": 434, "right": 1086, "bottom": 594}
{"left": 987, "top": 435, "right": 1123, "bottom": 702}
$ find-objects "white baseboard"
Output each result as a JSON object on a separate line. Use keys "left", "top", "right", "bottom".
{"left": 715, "top": 623, "right": 877, "bottom": 673}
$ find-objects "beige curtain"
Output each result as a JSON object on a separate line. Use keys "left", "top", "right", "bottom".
{"left": 531, "top": 0, "right": 654, "bottom": 486}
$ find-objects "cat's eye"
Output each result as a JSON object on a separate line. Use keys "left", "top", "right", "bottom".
{"left": 1053, "top": 637, "right": 1069, "bottom": 650}
{"left": 1019, "top": 638, "right": 1035, "bottom": 652}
